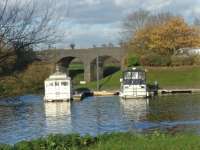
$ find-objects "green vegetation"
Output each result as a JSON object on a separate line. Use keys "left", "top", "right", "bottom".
{"left": 1, "top": 62, "right": 200, "bottom": 98}
{"left": 147, "top": 66, "right": 200, "bottom": 88}
{"left": 1, "top": 132, "right": 200, "bottom": 150}
{"left": 77, "top": 71, "right": 122, "bottom": 90}
{"left": 140, "top": 53, "right": 171, "bottom": 66}
{"left": 69, "top": 63, "right": 84, "bottom": 70}
{"left": 77, "top": 66, "right": 200, "bottom": 90}
{"left": 126, "top": 54, "right": 140, "bottom": 67}
{"left": 68, "top": 63, "right": 84, "bottom": 85}
{"left": 0, "top": 62, "right": 54, "bottom": 98}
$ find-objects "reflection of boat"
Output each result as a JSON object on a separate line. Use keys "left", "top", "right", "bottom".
{"left": 44, "top": 102, "right": 72, "bottom": 133}
{"left": 119, "top": 68, "right": 149, "bottom": 99}
{"left": 120, "top": 98, "right": 149, "bottom": 122}
{"left": 44, "top": 66, "right": 72, "bottom": 102}
{"left": 44, "top": 102, "right": 71, "bottom": 117}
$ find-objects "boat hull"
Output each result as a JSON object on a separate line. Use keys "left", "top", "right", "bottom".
{"left": 119, "top": 84, "right": 149, "bottom": 99}
{"left": 119, "top": 92, "right": 149, "bottom": 99}
{"left": 44, "top": 97, "right": 71, "bottom": 102}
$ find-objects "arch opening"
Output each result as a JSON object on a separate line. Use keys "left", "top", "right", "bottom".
{"left": 91, "top": 55, "right": 121, "bottom": 81}
{"left": 57, "top": 57, "right": 84, "bottom": 85}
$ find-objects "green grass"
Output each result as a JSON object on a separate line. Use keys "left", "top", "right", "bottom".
{"left": 88, "top": 132, "right": 200, "bottom": 150}
{"left": 76, "top": 66, "right": 200, "bottom": 90}
{"left": 68, "top": 63, "right": 84, "bottom": 70}
{"left": 147, "top": 66, "right": 200, "bottom": 89}
{"left": 2, "top": 132, "right": 200, "bottom": 150}
{"left": 77, "top": 71, "right": 122, "bottom": 90}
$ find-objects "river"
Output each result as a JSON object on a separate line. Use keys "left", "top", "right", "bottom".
{"left": 0, "top": 94, "right": 200, "bottom": 144}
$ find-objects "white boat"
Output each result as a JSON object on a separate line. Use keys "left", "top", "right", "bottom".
{"left": 44, "top": 66, "right": 72, "bottom": 102}
{"left": 119, "top": 68, "right": 149, "bottom": 99}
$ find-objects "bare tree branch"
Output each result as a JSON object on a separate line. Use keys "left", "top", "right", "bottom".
{"left": 0, "top": 0, "right": 63, "bottom": 67}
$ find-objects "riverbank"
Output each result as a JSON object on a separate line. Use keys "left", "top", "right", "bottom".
{"left": 1, "top": 132, "right": 200, "bottom": 150}
{"left": 1, "top": 65, "right": 200, "bottom": 99}
{"left": 77, "top": 66, "right": 200, "bottom": 91}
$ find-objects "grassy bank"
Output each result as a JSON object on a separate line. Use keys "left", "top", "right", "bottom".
{"left": 1, "top": 132, "right": 200, "bottom": 150}
{"left": 147, "top": 66, "right": 200, "bottom": 89}
{"left": 77, "top": 66, "right": 200, "bottom": 90}
{"left": 1, "top": 64, "right": 200, "bottom": 98}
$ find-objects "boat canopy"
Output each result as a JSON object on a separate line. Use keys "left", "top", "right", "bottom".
{"left": 123, "top": 68, "right": 146, "bottom": 85}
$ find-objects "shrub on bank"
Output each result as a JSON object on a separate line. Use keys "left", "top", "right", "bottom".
{"left": 20, "top": 62, "right": 54, "bottom": 92}
{"left": 193, "top": 55, "right": 200, "bottom": 65}
{"left": 127, "top": 55, "right": 140, "bottom": 67}
{"left": 12, "top": 134, "right": 96, "bottom": 150}
{"left": 171, "top": 55, "right": 194, "bottom": 66}
{"left": 140, "top": 53, "right": 171, "bottom": 66}
{"left": 0, "top": 62, "right": 54, "bottom": 98}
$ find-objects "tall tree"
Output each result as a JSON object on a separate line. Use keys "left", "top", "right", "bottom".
{"left": 129, "top": 16, "right": 200, "bottom": 56}
{"left": 122, "top": 10, "right": 150, "bottom": 40}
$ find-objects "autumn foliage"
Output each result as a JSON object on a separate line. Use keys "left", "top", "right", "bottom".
{"left": 129, "top": 17, "right": 200, "bottom": 56}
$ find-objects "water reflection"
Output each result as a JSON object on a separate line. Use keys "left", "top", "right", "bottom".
{"left": 44, "top": 102, "right": 72, "bottom": 134}
{"left": 120, "top": 98, "right": 149, "bottom": 122}
{"left": 1, "top": 94, "right": 200, "bottom": 144}
{"left": 71, "top": 96, "right": 126, "bottom": 135}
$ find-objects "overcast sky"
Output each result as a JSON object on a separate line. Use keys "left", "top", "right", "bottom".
{"left": 47, "top": 0, "right": 200, "bottom": 48}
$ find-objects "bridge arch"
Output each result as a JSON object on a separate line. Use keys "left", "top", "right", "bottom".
{"left": 57, "top": 56, "right": 85, "bottom": 84}
{"left": 90, "top": 55, "right": 121, "bottom": 81}
{"left": 38, "top": 48, "right": 126, "bottom": 82}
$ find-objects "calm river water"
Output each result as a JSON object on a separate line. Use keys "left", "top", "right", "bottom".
{"left": 1, "top": 94, "right": 200, "bottom": 144}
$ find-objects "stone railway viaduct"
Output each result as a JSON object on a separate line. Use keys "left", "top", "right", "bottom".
{"left": 37, "top": 48, "right": 126, "bottom": 82}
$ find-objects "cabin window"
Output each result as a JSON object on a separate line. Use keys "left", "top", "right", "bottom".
{"left": 55, "top": 82, "right": 59, "bottom": 86}
{"left": 138, "top": 72, "right": 145, "bottom": 80}
{"left": 124, "top": 72, "right": 132, "bottom": 79}
{"left": 61, "top": 82, "right": 68, "bottom": 86}
{"left": 132, "top": 72, "right": 138, "bottom": 79}
{"left": 47, "top": 82, "right": 54, "bottom": 87}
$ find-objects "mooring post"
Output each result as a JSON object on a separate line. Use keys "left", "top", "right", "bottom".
{"left": 96, "top": 56, "right": 99, "bottom": 91}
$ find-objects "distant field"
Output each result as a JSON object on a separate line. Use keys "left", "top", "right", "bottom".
{"left": 76, "top": 66, "right": 200, "bottom": 90}
{"left": 68, "top": 63, "right": 84, "bottom": 70}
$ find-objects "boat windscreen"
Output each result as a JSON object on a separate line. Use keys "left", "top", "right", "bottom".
{"left": 123, "top": 79, "right": 146, "bottom": 85}
{"left": 124, "top": 71, "right": 145, "bottom": 80}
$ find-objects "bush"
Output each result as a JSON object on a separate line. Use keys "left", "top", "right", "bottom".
{"left": 14, "top": 141, "right": 33, "bottom": 150}
{"left": 171, "top": 55, "right": 194, "bottom": 66}
{"left": 127, "top": 55, "right": 140, "bottom": 67}
{"left": 21, "top": 62, "right": 54, "bottom": 92}
{"left": 193, "top": 55, "right": 200, "bottom": 65}
{"left": 140, "top": 53, "right": 171, "bottom": 66}
{"left": 0, "top": 62, "right": 54, "bottom": 98}
{"left": 0, "top": 144, "right": 13, "bottom": 150}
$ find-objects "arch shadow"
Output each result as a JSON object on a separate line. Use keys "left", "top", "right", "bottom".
{"left": 90, "top": 55, "right": 121, "bottom": 83}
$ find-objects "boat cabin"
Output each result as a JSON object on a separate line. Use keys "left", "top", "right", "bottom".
{"left": 122, "top": 68, "right": 146, "bottom": 85}
{"left": 120, "top": 68, "right": 148, "bottom": 99}
{"left": 44, "top": 66, "right": 72, "bottom": 102}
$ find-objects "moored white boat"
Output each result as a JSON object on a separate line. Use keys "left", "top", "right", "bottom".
{"left": 44, "top": 66, "right": 72, "bottom": 102}
{"left": 119, "top": 68, "right": 149, "bottom": 99}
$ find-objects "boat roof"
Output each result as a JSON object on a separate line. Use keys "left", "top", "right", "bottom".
{"left": 124, "top": 68, "right": 145, "bottom": 73}
{"left": 45, "top": 71, "right": 71, "bottom": 81}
